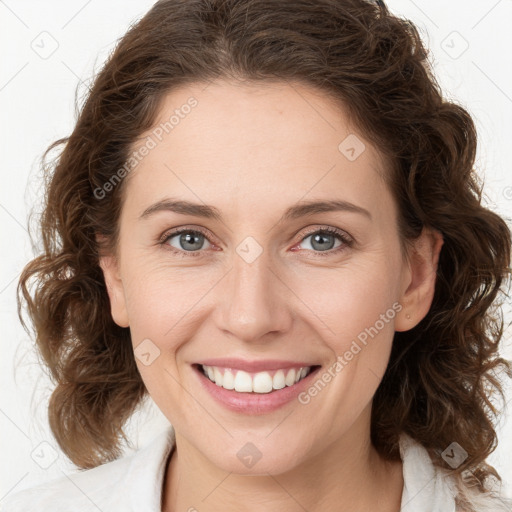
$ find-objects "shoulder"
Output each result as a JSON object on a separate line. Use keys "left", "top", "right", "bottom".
{"left": 1, "top": 426, "right": 175, "bottom": 512}
{"left": 398, "top": 433, "right": 512, "bottom": 512}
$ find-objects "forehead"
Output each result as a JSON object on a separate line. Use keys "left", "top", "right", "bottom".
{"left": 123, "top": 79, "right": 394, "bottom": 225}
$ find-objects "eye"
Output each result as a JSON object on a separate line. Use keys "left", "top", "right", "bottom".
{"left": 160, "top": 228, "right": 213, "bottom": 257}
{"left": 159, "top": 225, "right": 353, "bottom": 258}
{"left": 293, "top": 226, "right": 353, "bottom": 257}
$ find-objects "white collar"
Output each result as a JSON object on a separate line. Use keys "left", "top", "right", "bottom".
{"left": 7, "top": 424, "right": 509, "bottom": 511}
{"left": 398, "top": 433, "right": 457, "bottom": 511}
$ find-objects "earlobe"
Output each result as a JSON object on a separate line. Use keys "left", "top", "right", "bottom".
{"left": 97, "top": 250, "right": 130, "bottom": 329}
{"left": 395, "top": 228, "right": 444, "bottom": 332}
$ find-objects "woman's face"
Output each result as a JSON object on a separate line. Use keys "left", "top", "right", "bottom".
{"left": 100, "top": 79, "right": 441, "bottom": 475}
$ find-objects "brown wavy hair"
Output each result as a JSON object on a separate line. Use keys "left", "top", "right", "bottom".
{"left": 18, "top": 0, "right": 511, "bottom": 496}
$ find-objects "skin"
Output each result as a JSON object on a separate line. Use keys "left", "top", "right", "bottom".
{"left": 99, "top": 79, "right": 444, "bottom": 512}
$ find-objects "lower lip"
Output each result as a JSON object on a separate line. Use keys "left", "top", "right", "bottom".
{"left": 193, "top": 365, "right": 321, "bottom": 415}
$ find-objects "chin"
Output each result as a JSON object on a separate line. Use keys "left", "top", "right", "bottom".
{"left": 204, "top": 439, "right": 306, "bottom": 476}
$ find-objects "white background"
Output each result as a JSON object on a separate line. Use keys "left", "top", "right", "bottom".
{"left": 1, "top": 0, "right": 511, "bottom": 503}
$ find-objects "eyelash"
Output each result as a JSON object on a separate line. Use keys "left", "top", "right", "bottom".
{"left": 158, "top": 226, "right": 354, "bottom": 258}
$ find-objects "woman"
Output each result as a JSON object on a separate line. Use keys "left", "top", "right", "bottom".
{"left": 5, "top": 0, "right": 512, "bottom": 510}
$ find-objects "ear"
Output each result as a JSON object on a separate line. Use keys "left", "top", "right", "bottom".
{"left": 96, "top": 235, "right": 130, "bottom": 328}
{"left": 394, "top": 227, "right": 444, "bottom": 332}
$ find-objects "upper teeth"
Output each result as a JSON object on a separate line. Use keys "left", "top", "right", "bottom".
{"left": 202, "top": 365, "right": 312, "bottom": 393}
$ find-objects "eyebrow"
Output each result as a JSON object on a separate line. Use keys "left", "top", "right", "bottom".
{"left": 139, "top": 197, "right": 372, "bottom": 222}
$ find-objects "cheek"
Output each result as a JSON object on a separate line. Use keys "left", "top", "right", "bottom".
{"left": 122, "top": 249, "right": 186, "bottom": 309}
{"left": 120, "top": 258, "right": 222, "bottom": 353}
{"left": 293, "top": 255, "right": 401, "bottom": 334}
{"left": 288, "top": 253, "right": 402, "bottom": 392}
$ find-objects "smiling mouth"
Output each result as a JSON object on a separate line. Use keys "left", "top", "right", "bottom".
{"left": 193, "top": 363, "right": 322, "bottom": 394}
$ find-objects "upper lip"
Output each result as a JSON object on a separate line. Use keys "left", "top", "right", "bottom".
{"left": 195, "top": 358, "right": 320, "bottom": 373}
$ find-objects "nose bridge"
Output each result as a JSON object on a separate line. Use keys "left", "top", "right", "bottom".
{"left": 217, "top": 243, "right": 291, "bottom": 342}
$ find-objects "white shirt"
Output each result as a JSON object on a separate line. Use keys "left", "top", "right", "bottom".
{"left": 1, "top": 426, "right": 509, "bottom": 511}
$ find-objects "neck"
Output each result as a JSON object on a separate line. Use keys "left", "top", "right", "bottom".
{"left": 162, "top": 411, "right": 404, "bottom": 512}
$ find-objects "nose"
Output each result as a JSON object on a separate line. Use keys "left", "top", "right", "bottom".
{"left": 215, "top": 249, "right": 293, "bottom": 344}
